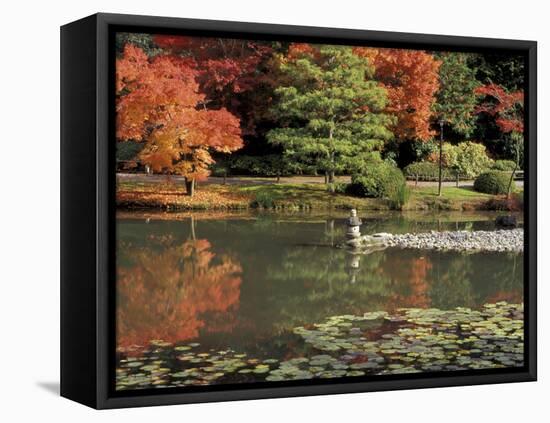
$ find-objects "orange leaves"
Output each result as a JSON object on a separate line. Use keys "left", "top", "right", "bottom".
{"left": 116, "top": 44, "right": 149, "bottom": 93}
{"left": 356, "top": 47, "right": 441, "bottom": 141}
{"left": 189, "top": 108, "right": 243, "bottom": 152}
{"left": 382, "top": 256, "right": 432, "bottom": 309}
{"left": 116, "top": 44, "right": 244, "bottom": 183}
{"left": 116, "top": 47, "right": 202, "bottom": 142}
{"left": 117, "top": 238, "right": 242, "bottom": 349}
{"left": 286, "top": 43, "right": 320, "bottom": 61}
{"left": 116, "top": 181, "right": 251, "bottom": 210}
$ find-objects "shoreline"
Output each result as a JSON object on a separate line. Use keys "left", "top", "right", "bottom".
{"left": 116, "top": 181, "right": 522, "bottom": 212}
{"left": 350, "top": 229, "right": 524, "bottom": 253}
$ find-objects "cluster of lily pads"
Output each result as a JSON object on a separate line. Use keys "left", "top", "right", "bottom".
{"left": 116, "top": 302, "right": 523, "bottom": 390}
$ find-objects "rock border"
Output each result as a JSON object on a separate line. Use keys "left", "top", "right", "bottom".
{"left": 348, "top": 229, "right": 523, "bottom": 253}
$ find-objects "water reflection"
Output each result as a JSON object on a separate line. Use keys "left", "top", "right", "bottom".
{"left": 116, "top": 213, "right": 523, "bottom": 356}
{"left": 117, "top": 237, "right": 242, "bottom": 349}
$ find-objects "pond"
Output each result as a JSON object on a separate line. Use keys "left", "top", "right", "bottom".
{"left": 115, "top": 211, "right": 524, "bottom": 390}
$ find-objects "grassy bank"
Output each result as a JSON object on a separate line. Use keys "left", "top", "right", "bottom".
{"left": 117, "top": 179, "right": 521, "bottom": 212}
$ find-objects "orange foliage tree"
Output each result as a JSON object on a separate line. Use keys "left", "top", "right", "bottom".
{"left": 116, "top": 44, "right": 244, "bottom": 195}
{"left": 354, "top": 48, "right": 441, "bottom": 141}
{"left": 116, "top": 238, "right": 242, "bottom": 351}
{"left": 152, "top": 35, "right": 273, "bottom": 136}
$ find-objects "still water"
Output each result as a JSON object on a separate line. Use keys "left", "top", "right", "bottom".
{"left": 115, "top": 211, "right": 524, "bottom": 389}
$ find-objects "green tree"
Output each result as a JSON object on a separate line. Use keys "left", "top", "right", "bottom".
{"left": 470, "top": 53, "right": 525, "bottom": 91}
{"left": 434, "top": 53, "right": 480, "bottom": 137}
{"left": 267, "top": 44, "right": 393, "bottom": 190}
{"left": 115, "top": 32, "right": 160, "bottom": 57}
{"left": 433, "top": 52, "right": 480, "bottom": 195}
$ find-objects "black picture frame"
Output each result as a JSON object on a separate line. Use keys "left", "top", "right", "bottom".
{"left": 61, "top": 12, "right": 537, "bottom": 409}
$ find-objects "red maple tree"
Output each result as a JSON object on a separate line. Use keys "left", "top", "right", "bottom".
{"left": 116, "top": 44, "right": 243, "bottom": 195}
{"left": 475, "top": 83, "right": 524, "bottom": 197}
{"left": 475, "top": 83, "right": 524, "bottom": 134}
{"left": 152, "top": 35, "right": 272, "bottom": 135}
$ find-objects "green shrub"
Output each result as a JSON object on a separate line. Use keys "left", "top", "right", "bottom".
{"left": 491, "top": 160, "right": 517, "bottom": 171}
{"left": 332, "top": 182, "right": 349, "bottom": 194}
{"left": 404, "top": 161, "right": 453, "bottom": 181}
{"left": 474, "top": 171, "right": 515, "bottom": 195}
{"left": 390, "top": 182, "right": 410, "bottom": 210}
{"left": 346, "top": 176, "right": 375, "bottom": 197}
{"left": 250, "top": 191, "right": 277, "bottom": 209}
{"left": 348, "top": 163, "right": 408, "bottom": 207}
{"left": 226, "top": 155, "right": 292, "bottom": 177}
{"left": 444, "top": 141, "right": 493, "bottom": 179}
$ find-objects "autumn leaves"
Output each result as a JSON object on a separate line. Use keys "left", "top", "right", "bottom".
{"left": 115, "top": 35, "right": 524, "bottom": 197}
{"left": 116, "top": 44, "right": 243, "bottom": 195}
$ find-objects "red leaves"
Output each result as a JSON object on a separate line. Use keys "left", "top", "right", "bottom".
{"left": 475, "top": 83, "right": 524, "bottom": 134}
{"left": 116, "top": 45, "right": 243, "bottom": 181}
{"left": 153, "top": 35, "right": 272, "bottom": 95}
{"left": 355, "top": 47, "right": 441, "bottom": 141}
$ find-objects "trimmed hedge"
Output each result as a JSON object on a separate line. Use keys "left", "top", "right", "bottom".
{"left": 474, "top": 171, "right": 515, "bottom": 195}
{"left": 404, "top": 161, "right": 454, "bottom": 181}
{"left": 491, "top": 160, "right": 517, "bottom": 172}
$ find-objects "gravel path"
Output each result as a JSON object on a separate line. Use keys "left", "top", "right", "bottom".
{"left": 378, "top": 229, "right": 523, "bottom": 253}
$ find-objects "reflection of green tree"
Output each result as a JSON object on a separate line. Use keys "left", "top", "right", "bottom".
{"left": 429, "top": 254, "right": 474, "bottom": 309}
{"left": 428, "top": 252, "right": 523, "bottom": 309}
{"left": 263, "top": 246, "right": 395, "bottom": 330}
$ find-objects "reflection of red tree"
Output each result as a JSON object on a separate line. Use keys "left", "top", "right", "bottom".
{"left": 117, "top": 239, "right": 242, "bottom": 349}
{"left": 382, "top": 256, "right": 432, "bottom": 309}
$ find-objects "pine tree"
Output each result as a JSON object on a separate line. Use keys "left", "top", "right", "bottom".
{"left": 267, "top": 44, "right": 393, "bottom": 189}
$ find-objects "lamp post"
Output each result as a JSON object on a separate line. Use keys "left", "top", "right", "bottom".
{"left": 438, "top": 119, "right": 444, "bottom": 197}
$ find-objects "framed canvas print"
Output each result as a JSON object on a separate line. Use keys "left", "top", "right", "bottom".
{"left": 60, "top": 13, "right": 537, "bottom": 409}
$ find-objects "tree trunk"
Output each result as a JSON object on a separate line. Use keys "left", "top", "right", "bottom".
{"left": 223, "top": 171, "right": 227, "bottom": 185}
{"left": 507, "top": 143, "right": 520, "bottom": 199}
{"left": 438, "top": 124, "right": 444, "bottom": 196}
{"left": 276, "top": 173, "right": 281, "bottom": 183}
{"left": 456, "top": 172, "right": 460, "bottom": 188}
{"left": 327, "top": 127, "right": 335, "bottom": 192}
{"left": 324, "top": 172, "right": 328, "bottom": 184}
{"left": 185, "top": 178, "right": 195, "bottom": 196}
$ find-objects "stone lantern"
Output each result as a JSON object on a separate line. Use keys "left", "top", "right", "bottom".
{"left": 346, "top": 209, "right": 362, "bottom": 244}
